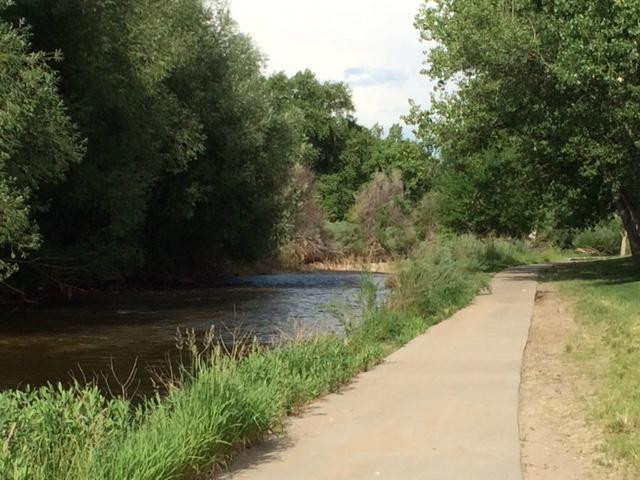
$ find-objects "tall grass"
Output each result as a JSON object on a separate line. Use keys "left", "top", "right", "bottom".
{"left": 0, "top": 235, "right": 558, "bottom": 480}
{"left": 393, "top": 235, "right": 560, "bottom": 317}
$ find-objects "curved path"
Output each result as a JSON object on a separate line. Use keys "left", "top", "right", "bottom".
{"left": 221, "top": 266, "right": 543, "bottom": 480}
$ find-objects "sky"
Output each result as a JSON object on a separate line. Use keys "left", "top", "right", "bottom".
{"left": 228, "top": 0, "right": 434, "bottom": 133}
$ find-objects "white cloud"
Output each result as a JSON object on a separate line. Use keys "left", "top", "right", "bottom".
{"left": 228, "top": 0, "right": 434, "bottom": 131}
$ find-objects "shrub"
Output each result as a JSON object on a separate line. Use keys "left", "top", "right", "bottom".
{"left": 325, "top": 221, "right": 365, "bottom": 256}
{"left": 573, "top": 217, "right": 623, "bottom": 256}
{"left": 393, "top": 235, "right": 489, "bottom": 317}
{"left": 412, "top": 191, "right": 441, "bottom": 242}
{"left": 393, "top": 234, "right": 562, "bottom": 317}
{"left": 280, "top": 165, "right": 334, "bottom": 265}
{"left": 350, "top": 170, "right": 416, "bottom": 258}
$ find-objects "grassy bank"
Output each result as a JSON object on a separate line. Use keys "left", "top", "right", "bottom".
{"left": 546, "top": 258, "right": 640, "bottom": 474}
{"left": 0, "top": 236, "right": 559, "bottom": 480}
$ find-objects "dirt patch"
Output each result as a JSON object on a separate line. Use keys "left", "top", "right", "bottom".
{"left": 519, "top": 285, "right": 624, "bottom": 479}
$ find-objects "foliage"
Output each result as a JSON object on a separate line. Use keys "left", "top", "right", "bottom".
{"left": 319, "top": 124, "right": 434, "bottom": 220}
{"left": 377, "top": 124, "right": 434, "bottom": 202}
{"left": 0, "top": 384, "right": 136, "bottom": 479}
{"left": 393, "top": 234, "right": 561, "bottom": 317}
{"left": 411, "top": 191, "right": 441, "bottom": 242}
{"left": 267, "top": 70, "right": 434, "bottom": 221}
{"left": 350, "top": 170, "right": 416, "bottom": 258}
{"left": 317, "top": 124, "right": 384, "bottom": 220}
{"left": 573, "top": 217, "right": 624, "bottom": 256}
{"left": 413, "top": 0, "right": 640, "bottom": 262}
{"left": 0, "top": 0, "right": 435, "bottom": 291}
{"left": 142, "top": 6, "right": 302, "bottom": 268}
{"left": 324, "top": 221, "right": 365, "bottom": 257}
{"left": 267, "top": 70, "right": 355, "bottom": 175}
{"left": 0, "top": 9, "right": 83, "bottom": 282}
{"left": 279, "top": 165, "right": 334, "bottom": 265}
{"left": 0, "top": 0, "right": 302, "bottom": 290}
{"left": 435, "top": 138, "right": 542, "bottom": 236}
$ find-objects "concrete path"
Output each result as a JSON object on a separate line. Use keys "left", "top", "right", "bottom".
{"left": 221, "top": 266, "right": 542, "bottom": 480}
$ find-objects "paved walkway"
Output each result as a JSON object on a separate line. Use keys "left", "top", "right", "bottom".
{"left": 221, "top": 266, "right": 542, "bottom": 480}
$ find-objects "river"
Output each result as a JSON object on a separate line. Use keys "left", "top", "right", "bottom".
{"left": 0, "top": 272, "right": 387, "bottom": 397}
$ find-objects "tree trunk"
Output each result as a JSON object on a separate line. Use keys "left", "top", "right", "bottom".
{"left": 617, "top": 193, "right": 640, "bottom": 267}
{"left": 620, "top": 231, "right": 628, "bottom": 257}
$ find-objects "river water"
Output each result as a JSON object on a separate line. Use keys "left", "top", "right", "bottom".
{"left": 0, "top": 272, "right": 386, "bottom": 396}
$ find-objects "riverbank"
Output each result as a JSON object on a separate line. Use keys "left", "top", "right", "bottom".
{"left": 0, "top": 271, "right": 386, "bottom": 396}
{"left": 222, "top": 265, "right": 541, "bottom": 480}
{"left": 0, "top": 236, "right": 561, "bottom": 480}
{"left": 297, "top": 259, "right": 397, "bottom": 275}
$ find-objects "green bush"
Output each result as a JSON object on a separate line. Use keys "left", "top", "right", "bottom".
{"left": 393, "top": 235, "right": 489, "bottom": 317}
{"left": 573, "top": 217, "right": 623, "bottom": 256}
{"left": 280, "top": 165, "right": 334, "bottom": 265}
{"left": 325, "top": 221, "right": 366, "bottom": 256}
{"left": 412, "top": 191, "right": 441, "bottom": 241}
{"left": 393, "top": 235, "right": 561, "bottom": 317}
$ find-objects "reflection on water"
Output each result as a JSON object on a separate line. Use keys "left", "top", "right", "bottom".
{"left": 0, "top": 272, "right": 386, "bottom": 395}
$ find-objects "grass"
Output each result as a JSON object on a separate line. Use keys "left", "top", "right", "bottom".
{"left": 546, "top": 257, "right": 640, "bottom": 472}
{"left": 0, "top": 235, "right": 560, "bottom": 480}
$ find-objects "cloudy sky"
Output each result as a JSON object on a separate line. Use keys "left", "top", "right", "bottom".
{"left": 229, "top": 0, "right": 434, "bottom": 133}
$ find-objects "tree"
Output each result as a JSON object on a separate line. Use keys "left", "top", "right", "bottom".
{"left": 267, "top": 70, "right": 355, "bottom": 175}
{"left": 144, "top": 6, "right": 303, "bottom": 269}
{"left": 435, "top": 138, "right": 542, "bottom": 236}
{"left": 3, "top": 0, "right": 207, "bottom": 279}
{"left": 378, "top": 124, "right": 434, "bottom": 201}
{"left": 0, "top": 0, "right": 303, "bottom": 288}
{"left": 0, "top": 2, "right": 83, "bottom": 284}
{"left": 318, "top": 124, "right": 385, "bottom": 219}
{"left": 415, "top": 0, "right": 639, "bottom": 262}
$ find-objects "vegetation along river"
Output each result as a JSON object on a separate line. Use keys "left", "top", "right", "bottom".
{"left": 0, "top": 272, "right": 387, "bottom": 397}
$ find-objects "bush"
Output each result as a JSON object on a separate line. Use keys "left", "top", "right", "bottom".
{"left": 393, "top": 235, "right": 561, "bottom": 316}
{"left": 392, "top": 235, "right": 489, "bottom": 317}
{"left": 412, "top": 191, "right": 441, "bottom": 242}
{"left": 280, "top": 165, "right": 334, "bottom": 265}
{"left": 325, "top": 221, "right": 365, "bottom": 256}
{"left": 350, "top": 170, "right": 416, "bottom": 258}
{"left": 573, "top": 217, "right": 623, "bottom": 256}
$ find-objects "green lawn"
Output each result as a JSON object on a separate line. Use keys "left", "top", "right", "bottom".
{"left": 547, "top": 258, "right": 640, "bottom": 472}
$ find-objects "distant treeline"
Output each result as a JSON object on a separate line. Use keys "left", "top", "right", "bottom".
{"left": 4, "top": 0, "right": 638, "bottom": 300}
{"left": 410, "top": 0, "right": 640, "bottom": 265}
{"left": 0, "top": 0, "right": 433, "bottom": 298}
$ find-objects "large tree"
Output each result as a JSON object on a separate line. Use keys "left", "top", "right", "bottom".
{"left": 4, "top": 0, "right": 208, "bottom": 279}
{"left": 267, "top": 70, "right": 355, "bottom": 175}
{"left": 415, "top": 0, "right": 640, "bottom": 262}
{"left": 0, "top": 0, "right": 83, "bottom": 284}
{"left": 1, "top": 0, "right": 302, "bottom": 289}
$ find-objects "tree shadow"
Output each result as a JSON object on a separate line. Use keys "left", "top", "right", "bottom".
{"left": 496, "top": 264, "right": 553, "bottom": 282}
{"left": 543, "top": 257, "right": 640, "bottom": 286}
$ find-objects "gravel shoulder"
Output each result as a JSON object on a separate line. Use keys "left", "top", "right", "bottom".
{"left": 519, "top": 284, "right": 625, "bottom": 480}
